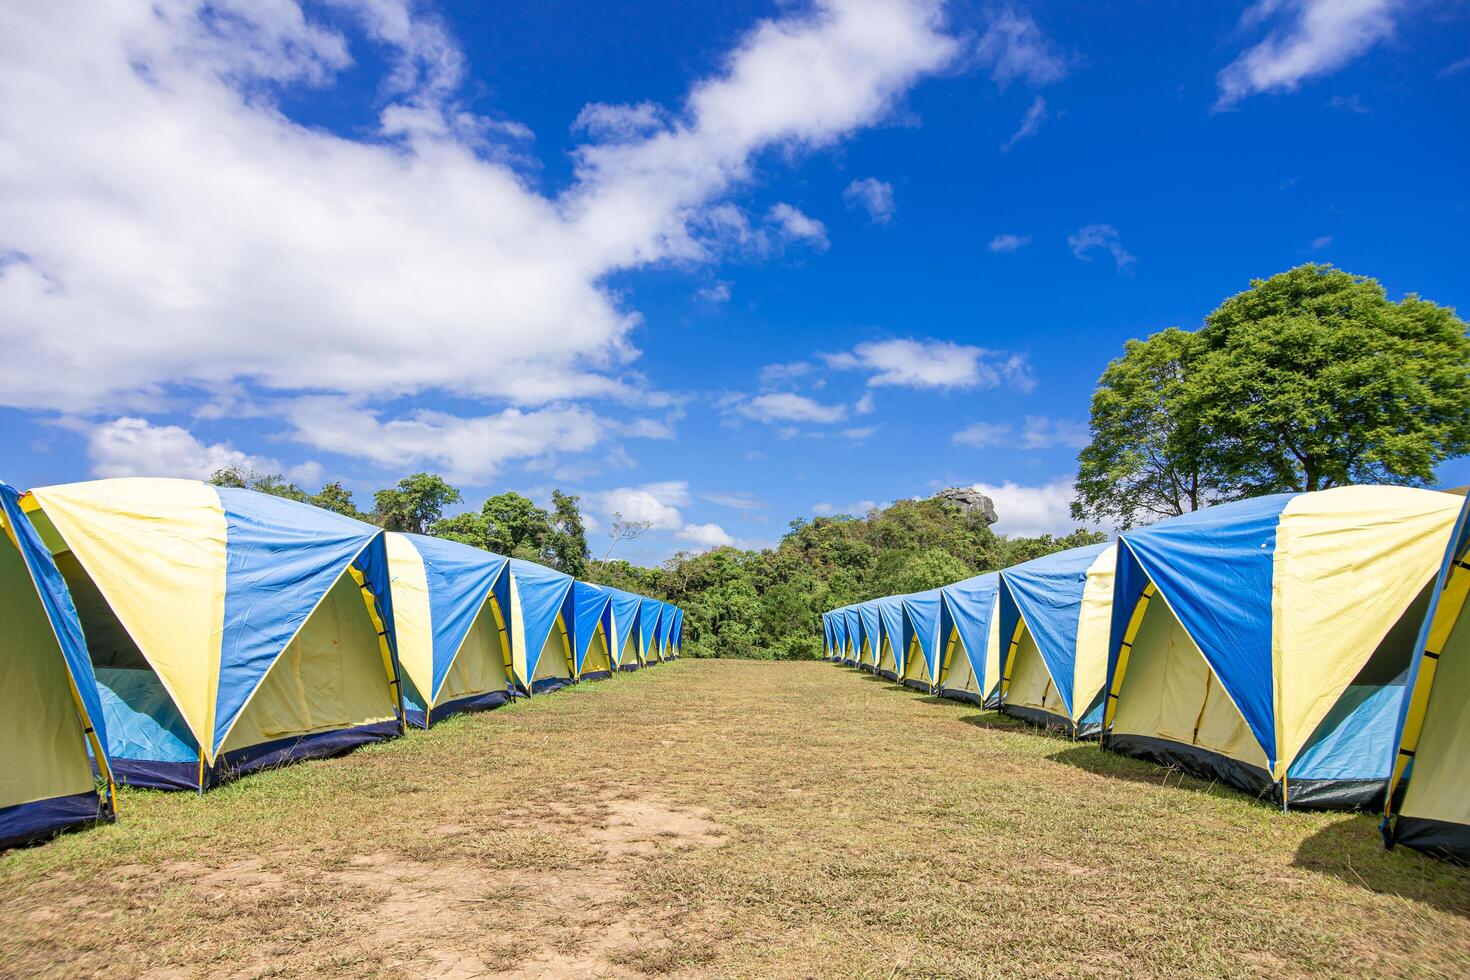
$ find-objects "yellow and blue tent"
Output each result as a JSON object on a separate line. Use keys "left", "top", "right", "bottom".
{"left": 829, "top": 607, "right": 849, "bottom": 664}
{"left": 639, "top": 597, "right": 664, "bottom": 665}
{"left": 509, "top": 558, "right": 576, "bottom": 695}
{"left": 936, "top": 572, "right": 1003, "bottom": 706}
{"left": 1104, "top": 486, "right": 1459, "bottom": 809}
{"left": 571, "top": 581, "right": 615, "bottom": 681}
{"left": 1384, "top": 493, "right": 1470, "bottom": 861}
{"left": 23, "top": 478, "right": 403, "bottom": 791}
{"left": 875, "top": 596, "right": 905, "bottom": 681}
{"left": 670, "top": 606, "right": 685, "bottom": 658}
{"left": 999, "top": 543, "right": 1116, "bottom": 738}
{"left": 1, "top": 481, "right": 116, "bottom": 848}
{"left": 855, "top": 603, "right": 879, "bottom": 671}
{"left": 605, "top": 587, "right": 643, "bottom": 671}
{"left": 386, "top": 532, "right": 513, "bottom": 727}
{"left": 658, "top": 602, "right": 677, "bottom": 661}
{"left": 821, "top": 611, "right": 835, "bottom": 660}
{"left": 899, "top": 589, "right": 943, "bottom": 692}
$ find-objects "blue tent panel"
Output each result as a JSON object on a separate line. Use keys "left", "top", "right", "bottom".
{"left": 639, "top": 596, "right": 664, "bottom": 659}
{"left": 1000, "top": 542, "right": 1112, "bottom": 717}
{"left": 213, "top": 490, "right": 391, "bottom": 753}
{"left": 571, "top": 581, "right": 613, "bottom": 673}
{"left": 856, "top": 604, "right": 879, "bottom": 664}
{"left": 605, "top": 587, "right": 642, "bottom": 666}
{"left": 510, "top": 559, "right": 575, "bottom": 683}
{"left": 403, "top": 533, "right": 510, "bottom": 701}
{"left": 940, "top": 572, "right": 1001, "bottom": 693}
{"left": 1109, "top": 494, "right": 1294, "bottom": 769}
{"left": 901, "top": 589, "right": 944, "bottom": 681}
{"left": 875, "top": 596, "right": 906, "bottom": 671}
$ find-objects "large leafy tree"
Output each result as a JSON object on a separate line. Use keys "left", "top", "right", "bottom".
{"left": 372, "top": 473, "right": 461, "bottom": 534}
{"left": 547, "top": 489, "right": 590, "bottom": 579}
{"left": 1195, "top": 264, "right": 1470, "bottom": 493}
{"left": 1072, "top": 327, "right": 1221, "bottom": 528}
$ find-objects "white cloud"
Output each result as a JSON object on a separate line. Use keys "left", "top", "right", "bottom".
{"left": 758, "top": 361, "right": 816, "bottom": 389}
{"left": 1216, "top": 0, "right": 1403, "bottom": 109}
{"left": 1327, "top": 93, "right": 1370, "bottom": 113}
{"left": 967, "top": 477, "right": 1099, "bottom": 537}
{"left": 282, "top": 396, "right": 606, "bottom": 484}
{"left": 854, "top": 392, "right": 876, "bottom": 414}
{"left": 697, "top": 281, "right": 732, "bottom": 304}
{"left": 988, "top": 233, "right": 1031, "bottom": 253}
{"left": 625, "top": 418, "right": 676, "bottom": 439}
{"left": 738, "top": 392, "right": 848, "bottom": 424}
{"left": 588, "top": 481, "right": 691, "bottom": 531}
{"left": 953, "top": 416, "right": 1088, "bottom": 450}
{"left": 768, "top": 203, "right": 830, "bottom": 251}
{"left": 974, "top": 7, "right": 1069, "bottom": 88}
{"left": 85, "top": 416, "right": 319, "bottom": 482}
{"left": 0, "top": 0, "right": 958, "bottom": 461}
{"left": 1068, "top": 224, "right": 1136, "bottom": 271}
{"left": 702, "top": 490, "right": 766, "bottom": 512}
{"left": 679, "top": 522, "right": 736, "bottom": 550}
{"left": 572, "top": 101, "right": 666, "bottom": 141}
{"left": 842, "top": 177, "right": 895, "bottom": 223}
{"left": 1440, "top": 56, "right": 1470, "bottom": 79}
{"left": 840, "top": 425, "right": 877, "bottom": 440}
{"left": 1311, "top": 234, "right": 1334, "bottom": 250}
{"left": 1000, "top": 94, "right": 1047, "bottom": 151}
{"left": 825, "top": 338, "right": 1034, "bottom": 391}
{"left": 812, "top": 499, "right": 877, "bottom": 516}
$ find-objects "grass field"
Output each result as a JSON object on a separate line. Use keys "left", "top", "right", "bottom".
{"left": 2, "top": 660, "right": 1467, "bottom": 978}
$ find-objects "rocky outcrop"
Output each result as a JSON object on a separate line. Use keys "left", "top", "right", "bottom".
{"left": 932, "top": 487, "right": 998, "bottom": 526}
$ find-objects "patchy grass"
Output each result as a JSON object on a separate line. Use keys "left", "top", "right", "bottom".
{"left": 2, "top": 660, "right": 1467, "bottom": 978}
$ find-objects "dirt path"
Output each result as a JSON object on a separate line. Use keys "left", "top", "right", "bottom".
{"left": 2, "top": 661, "right": 1467, "bottom": 977}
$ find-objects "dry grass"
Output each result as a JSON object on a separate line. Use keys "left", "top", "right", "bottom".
{"left": 2, "top": 660, "right": 1467, "bottom": 978}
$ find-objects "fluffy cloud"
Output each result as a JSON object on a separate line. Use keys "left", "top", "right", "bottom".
{"left": 1216, "top": 0, "right": 1403, "bottom": 108}
{"left": 697, "top": 281, "right": 733, "bottom": 304}
{"left": 974, "top": 7, "right": 1070, "bottom": 88}
{"left": 758, "top": 361, "right": 817, "bottom": 389}
{"left": 678, "top": 522, "right": 737, "bottom": 550}
{"left": 768, "top": 203, "right": 831, "bottom": 251}
{"left": 812, "top": 499, "right": 877, "bottom": 515}
{"left": 1000, "top": 94, "right": 1047, "bottom": 151}
{"left": 85, "top": 417, "right": 320, "bottom": 483}
{"left": 738, "top": 392, "right": 849, "bottom": 424}
{"left": 825, "top": 339, "right": 1034, "bottom": 391}
{"left": 0, "top": 0, "right": 958, "bottom": 465}
{"left": 843, "top": 177, "right": 896, "bottom": 223}
{"left": 1068, "top": 224, "right": 1136, "bottom": 271}
{"left": 588, "top": 481, "right": 692, "bottom": 531}
{"left": 953, "top": 415, "right": 1087, "bottom": 449}
{"left": 966, "top": 477, "right": 1099, "bottom": 537}
{"left": 281, "top": 397, "right": 608, "bottom": 484}
{"left": 988, "top": 233, "right": 1032, "bottom": 253}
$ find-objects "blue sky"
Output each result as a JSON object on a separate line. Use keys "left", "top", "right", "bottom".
{"left": 1, "top": 1, "right": 1467, "bottom": 564}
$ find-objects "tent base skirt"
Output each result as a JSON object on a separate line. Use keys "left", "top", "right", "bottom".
{"left": 530, "top": 676, "right": 575, "bottom": 695}
{"left": 409, "top": 689, "right": 515, "bottom": 728}
{"left": 938, "top": 688, "right": 990, "bottom": 706}
{"left": 901, "top": 679, "right": 930, "bottom": 692}
{"left": 617, "top": 663, "right": 640, "bottom": 672}
{"left": 1285, "top": 777, "right": 1386, "bottom": 811}
{"left": 580, "top": 670, "right": 613, "bottom": 682}
{"left": 877, "top": 670, "right": 898, "bottom": 681}
{"left": 111, "top": 720, "right": 402, "bottom": 791}
{"left": 1106, "top": 733, "right": 1274, "bottom": 801}
{"left": 1003, "top": 704, "right": 1098, "bottom": 739}
{"left": 1392, "top": 816, "right": 1470, "bottom": 865}
{"left": 0, "top": 792, "right": 110, "bottom": 850}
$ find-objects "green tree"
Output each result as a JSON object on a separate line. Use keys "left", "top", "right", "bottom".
{"left": 547, "top": 490, "right": 590, "bottom": 579}
{"left": 308, "top": 481, "right": 368, "bottom": 521}
{"left": 207, "top": 467, "right": 306, "bottom": 502}
{"left": 890, "top": 549, "right": 974, "bottom": 595}
{"left": 1196, "top": 264, "right": 1470, "bottom": 493}
{"left": 373, "top": 473, "right": 461, "bottom": 533}
{"left": 1072, "top": 327, "right": 1221, "bottom": 529}
{"left": 481, "top": 492, "right": 552, "bottom": 559}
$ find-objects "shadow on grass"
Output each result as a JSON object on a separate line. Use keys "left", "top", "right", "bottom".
{"left": 1293, "top": 816, "right": 1470, "bottom": 918}
{"left": 1045, "top": 744, "right": 1261, "bottom": 802}
{"left": 957, "top": 711, "right": 1031, "bottom": 733}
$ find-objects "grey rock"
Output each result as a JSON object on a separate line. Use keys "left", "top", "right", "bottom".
{"left": 933, "top": 487, "right": 998, "bottom": 526}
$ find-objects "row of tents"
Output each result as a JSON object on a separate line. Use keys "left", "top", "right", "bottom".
{"left": 0, "top": 478, "right": 684, "bottom": 849}
{"left": 822, "top": 485, "right": 1470, "bottom": 865}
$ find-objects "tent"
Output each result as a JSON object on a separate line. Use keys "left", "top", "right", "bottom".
{"left": 822, "top": 611, "right": 834, "bottom": 660}
{"left": 828, "top": 608, "right": 847, "bottom": 664}
{"left": 571, "top": 581, "right": 616, "bottom": 681}
{"left": 1103, "top": 486, "right": 1459, "bottom": 809}
{"left": 639, "top": 597, "right": 664, "bottom": 664}
{"left": 875, "top": 596, "right": 906, "bottom": 681}
{"left": 23, "top": 478, "right": 403, "bottom": 791}
{"left": 387, "top": 532, "right": 513, "bottom": 727}
{"left": 935, "top": 572, "right": 1003, "bottom": 706}
{"left": 855, "top": 603, "right": 880, "bottom": 671}
{"left": 605, "top": 587, "right": 644, "bottom": 671}
{"left": 1384, "top": 493, "right": 1470, "bottom": 861}
{"left": 658, "top": 601, "right": 677, "bottom": 661}
{"left": 999, "top": 543, "right": 1116, "bottom": 738}
{"left": 1, "top": 482, "right": 116, "bottom": 848}
{"left": 899, "top": 589, "right": 943, "bottom": 691}
{"left": 671, "top": 606, "right": 685, "bottom": 658}
{"left": 509, "top": 559, "right": 576, "bottom": 695}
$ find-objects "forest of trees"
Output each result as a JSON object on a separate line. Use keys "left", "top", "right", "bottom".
{"left": 212, "top": 264, "right": 1470, "bottom": 662}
